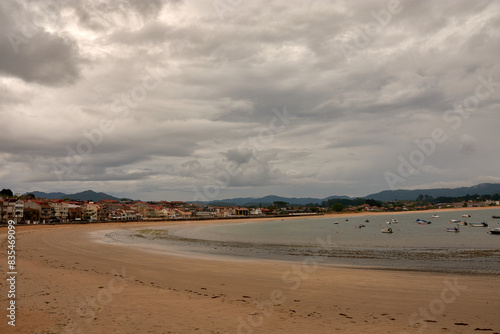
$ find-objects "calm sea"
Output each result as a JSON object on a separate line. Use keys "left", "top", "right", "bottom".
{"left": 105, "top": 208, "right": 500, "bottom": 274}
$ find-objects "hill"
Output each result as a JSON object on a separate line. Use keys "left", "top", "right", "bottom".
{"left": 363, "top": 183, "right": 500, "bottom": 201}
{"left": 24, "top": 190, "right": 123, "bottom": 202}
{"left": 202, "top": 195, "right": 351, "bottom": 207}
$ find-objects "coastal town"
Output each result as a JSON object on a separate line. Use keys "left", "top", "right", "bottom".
{"left": 1, "top": 188, "right": 499, "bottom": 225}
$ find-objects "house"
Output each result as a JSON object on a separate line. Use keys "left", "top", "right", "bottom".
{"left": 49, "top": 201, "right": 69, "bottom": 222}
{"left": 175, "top": 210, "right": 192, "bottom": 218}
{"left": 159, "top": 208, "right": 176, "bottom": 219}
{"left": 0, "top": 200, "right": 6, "bottom": 223}
{"left": 67, "top": 203, "right": 83, "bottom": 220}
{"left": 1, "top": 199, "right": 24, "bottom": 223}
{"left": 235, "top": 207, "right": 249, "bottom": 216}
{"left": 250, "top": 208, "right": 262, "bottom": 215}
{"left": 84, "top": 202, "right": 102, "bottom": 221}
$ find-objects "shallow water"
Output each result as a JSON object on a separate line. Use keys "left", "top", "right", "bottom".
{"left": 102, "top": 208, "right": 500, "bottom": 274}
{"left": 172, "top": 209, "right": 500, "bottom": 249}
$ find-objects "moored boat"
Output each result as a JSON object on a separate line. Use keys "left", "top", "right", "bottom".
{"left": 488, "top": 227, "right": 500, "bottom": 234}
{"left": 381, "top": 227, "right": 393, "bottom": 233}
{"left": 462, "top": 214, "right": 471, "bottom": 217}
{"left": 432, "top": 214, "right": 439, "bottom": 218}
{"left": 469, "top": 222, "right": 488, "bottom": 227}
{"left": 414, "top": 219, "right": 431, "bottom": 224}
{"left": 446, "top": 227, "right": 460, "bottom": 232}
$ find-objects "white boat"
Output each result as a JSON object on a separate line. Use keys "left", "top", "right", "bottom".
{"left": 488, "top": 227, "right": 500, "bottom": 235}
{"left": 469, "top": 222, "right": 488, "bottom": 227}
{"left": 432, "top": 214, "right": 439, "bottom": 218}
{"left": 449, "top": 219, "right": 460, "bottom": 224}
{"left": 381, "top": 227, "right": 393, "bottom": 233}
{"left": 446, "top": 227, "right": 460, "bottom": 232}
{"left": 462, "top": 214, "right": 471, "bottom": 218}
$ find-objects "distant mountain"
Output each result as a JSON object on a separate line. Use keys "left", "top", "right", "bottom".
{"left": 28, "top": 191, "right": 67, "bottom": 199}
{"left": 364, "top": 183, "right": 500, "bottom": 201}
{"left": 200, "top": 195, "right": 351, "bottom": 207}
{"left": 65, "top": 190, "right": 123, "bottom": 201}
{"left": 194, "top": 183, "right": 500, "bottom": 205}
{"left": 24, "top": 190, "right": 123, "bottom": 202}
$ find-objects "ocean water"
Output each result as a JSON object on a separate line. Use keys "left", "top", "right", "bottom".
{"left": 104, "top": 208, "right": 500, "bottom": 274}
{"left": 171, "top": 209, "right": 500, "bottom": 249}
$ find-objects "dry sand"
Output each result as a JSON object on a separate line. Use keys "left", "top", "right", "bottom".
{"left": 1, "top": 209, "right": 499, "bottom": 334}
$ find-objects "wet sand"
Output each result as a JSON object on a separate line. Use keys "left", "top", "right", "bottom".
{"left": 1, "top": 211, "right": 499, "bottom": 334}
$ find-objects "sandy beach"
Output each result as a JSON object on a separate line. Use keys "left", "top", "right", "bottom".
{"left": 1, "top": 209, "right": 500, "bottom": 334}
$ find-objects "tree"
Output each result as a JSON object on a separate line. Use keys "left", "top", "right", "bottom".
{"left": 273, "top": 201, "right": 289, "bottom": 209}
{"left": 331, "top": 203, "right": 344, "bottom": 212}
{"left": 365, "top": 199, "right": 381, "bottom": 207}
{"left": 0, "top": 189, "right": 13, "bottom": 197}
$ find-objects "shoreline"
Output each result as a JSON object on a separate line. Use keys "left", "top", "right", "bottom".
{"left": 105, "top": 222, "right": 500, "bottom": 277}
{"left": 1, "top": 209, "right": 500, "bottom": 333}
{"left": 5, "top": 205, "right": 495, "bottom": 228}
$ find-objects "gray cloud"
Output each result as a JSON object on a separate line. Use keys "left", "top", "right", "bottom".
{"left": 0, "top": 1, "right": 83, "bottom": 85}
{"left": 1, "top": 0, "right": 500, "bottom": 200}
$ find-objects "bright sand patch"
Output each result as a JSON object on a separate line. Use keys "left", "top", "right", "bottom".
{"left": 1, "top": 211, "right": 499, "bottom": 334}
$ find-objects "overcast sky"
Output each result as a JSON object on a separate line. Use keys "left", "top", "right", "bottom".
{"left": 1, "top": 0, "right": 499, "bottom": 201}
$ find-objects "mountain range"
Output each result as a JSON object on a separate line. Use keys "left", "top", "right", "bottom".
{"left": 23, "top": 183, "right": 500, "bottom": 204}
{"left": 25, "top": 190, "right": 124, "bottom": 202}
{"left": 364, "top": 183, "right": 500, "bottom": 201}
{"left": 200, "top": 183, "right": 500, "bottom": 206}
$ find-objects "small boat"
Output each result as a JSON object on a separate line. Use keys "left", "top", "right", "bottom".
{"left": 492, "top": 216, "right": 500, "bottom": 219}
{"left": 458, "top": 221, "right": 468, "bottom": 226}
{"left": 469, "top": 222, "right": 488, "bottom": 227}
{"left": 446, "top": 227, "right": 460, "bottom": 232}
{"left": 432, "top": 214, "right": 439, "bottom": 218}
{"left": 488, "top": 227, "right": 500, "bottom": 234}
{"left": 356, "top": 224, "right": 366, "bottom": 229}
{"left": 414, "top": 219, "right": 431, "bottom": 224}
{"left": 449, "top": 219, "right": 460, "bottom": 224}
{"left": 345, "top": 219, "right": 349, "bottom": 221}
{"left": 334, "top": 221, "right": 339, "bottom": 224}
{"left": 462, "top": 214, "right": 471, "bottom": 218}
{"left": 381, "top": 227, "right": 393, "bottom": 233}
{"left": 365, "top": 219, "right": 369, "bottom": 222}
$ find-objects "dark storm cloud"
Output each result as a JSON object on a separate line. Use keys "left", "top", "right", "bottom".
{"left": 0, "top": 1, "right": 83, "bottom": 85}
{"left": 1, "top": 0, "right": 499, "bottom": 200}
